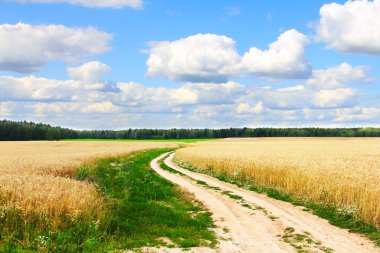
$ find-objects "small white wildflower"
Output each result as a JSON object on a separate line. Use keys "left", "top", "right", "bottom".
{"left": 36, "top": 235, "right": 49, "bottom": 247}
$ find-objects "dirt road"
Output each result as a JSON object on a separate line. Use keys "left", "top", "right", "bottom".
{"left": 147, "top": 152, "right": 379, "bottom": 253}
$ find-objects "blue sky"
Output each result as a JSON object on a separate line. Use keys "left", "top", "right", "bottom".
{"left": 0, "top": 0, "right": 379, "bottom": 129}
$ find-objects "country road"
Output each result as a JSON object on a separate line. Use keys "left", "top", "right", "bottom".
{"left": 146, "top": 152, "right": 379, "bottom": 253}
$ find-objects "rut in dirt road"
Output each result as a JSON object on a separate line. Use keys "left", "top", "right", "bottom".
{"left": 150, "top": 152, "right": 380, "bottom": 253}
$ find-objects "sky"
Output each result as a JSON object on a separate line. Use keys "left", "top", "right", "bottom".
{"left": 0, "top": 0, "right": 379, "bottom": 129}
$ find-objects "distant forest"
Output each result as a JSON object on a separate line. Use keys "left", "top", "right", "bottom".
{"left": 1, "top": 119, "right": 380, "bottom": 141}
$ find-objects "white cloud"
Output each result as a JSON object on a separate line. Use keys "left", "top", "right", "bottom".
{"left": 0, "top": 60, "right": 377, "bottom": 128}
{"left": 170, "top": 82, "right": 244, "bottom": 105}
{"left": 258, "top": 88, "right": 309, "bottom": 110}
{"left": 9, "top": 0, "right": 143, "bottom": 9}
{"left": 146, "top": 34, "right": 242, "bottom": 83}
{"left": 115, "top": 81, "right": 244, "bottom": 108}
{"left": 312, "top": 88, "right": 357, "bottom": 108}
{"left": 306, "top": 63, "right": 369, "bottom": 89}
{"left": 0, "top": 75, "right": 115, "bottom": 103}
{"left": 67, "top": 61, "right": 111, "bottom": 83}
{"left": 0, "top": 23, "right": 112, "bottom": 73}
{"left": 0, "top": 102, "right": 12, "bottom": 116}
{"left": 242, "top": 29, "right": 311, "bottom": 79}
{"left": 236, "top": 102, "right": 264, "bottom": 114}
{"left": 333, "top": 107, "right": 380, "bottom": 123}
{"left": 170, "top": 86, "right": 198, "bottom": 105}
{"left": 34, "top": 101, "right": 119, "bottom": 115}
{"left": 0, "top": 74, "right": 244, "bottom": 112}
{"left": 277, "top": 85, "right": 304, "bottom": 92}
{"left": 257, "top": 86, "right": 358, "bottom": 110}
{"left": 1, "top": 77, "right": 246, "bottom": 127}
{"left": 146, "top": 30, "right": 311, "bottom": 82}
{"left": 190, "top": 104, "right": 237, "bottom": 125}
{"left": 317, "top": 0, "right": 380, "bottom": 55}
{"left": 81, "top": 101, "right": 119, "bottom": 113}
{"left": 34, "top": 102, "right": 79, "bottom": 115}
{"left": 245, "top": 63, "right": 369, "bottom": 110}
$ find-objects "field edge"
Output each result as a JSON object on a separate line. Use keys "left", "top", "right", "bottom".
{"left": 0, "top": 148, "right": 217, "bottom": 253}
{"left": 173, "top": 158, "right": 380, "bottom": 247}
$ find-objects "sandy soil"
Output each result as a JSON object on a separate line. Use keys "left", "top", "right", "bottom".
{"left": 143, "top": 152, "right": 379, "bottom": 253}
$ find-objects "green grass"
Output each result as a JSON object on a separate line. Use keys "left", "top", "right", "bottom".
{"left": 158, "top": 154, "right": 187, "bottom": 176}
{"left": 61, "top": 138, "right": 217, "bottom": 143}
{"left": 175, "top": 160, "right": 380, "bottom": 247}
{"left": 0, "top": 149, "right": 216, "bottom": 252}
{"left": 92, "top": 149, "right": 216, "bottom": 250}
{"left": 281, "top": 227, "right": 333, "bottom": 253}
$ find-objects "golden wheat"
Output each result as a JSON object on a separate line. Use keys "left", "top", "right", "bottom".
{"left": 175, "top": 138, "right": 380, "bottom": 228}
{"left": 0, "top": 141, "right": 177, "bottom": 224}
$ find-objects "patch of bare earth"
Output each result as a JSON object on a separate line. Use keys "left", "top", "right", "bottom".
{"left": 140, "top": 152, "right": 379, "bottom": 253}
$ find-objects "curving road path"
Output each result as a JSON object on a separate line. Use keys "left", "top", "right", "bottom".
{"left": 145, "top": 152, "right": 379, "bottom": 253}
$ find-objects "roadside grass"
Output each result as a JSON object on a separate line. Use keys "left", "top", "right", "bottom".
{"left": 61, "top": 139, "right": 217, "bottom": 143}
{"left": 158, "top": 155, "right": 187, "bottom": 177}
{"left": 0, "top": 149, "right": 216, "bottom": 252}
{"left": 91, "top": 149, "right": 216, "bottom": 250}
{"left": 175, "top": 160, "right": 380, "bottom": 247}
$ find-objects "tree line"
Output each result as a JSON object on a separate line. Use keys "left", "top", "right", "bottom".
{"left": 1, "top": 119, "right": 379, "bottom": 141}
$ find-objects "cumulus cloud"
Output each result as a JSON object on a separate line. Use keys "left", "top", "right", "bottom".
{"left": 277, "top": 85, "right": 304, "bottom": 92}
{"left": 312, "top": 88, "right": 357, "bottom": 108}
{"left": 1, "top": 60, "right": 377, "bottom": 128}
{"left": 33, "top": 101, "right": 120, "bottom": 119}
{"left": 8, "top": 79, "right": 245, "bottom": 127}
{"left": 317, "top": 0, "right": 380, "bottom": 55}
{"left": 242, "top": 29, "right": 311, "bottom": 79}
{"left": 115, "top": 81, "right": 244, "bottom": 108}
{"left": 0, "top": 102, "right": 12, "bottom": 116}
{"left": 236, "top": 102, "right": 264, "bottom": 114}
{"left": 81, "top": 101, "right": 119, "bottom": 113}
{"left": 146, "top": 30, "right": 311, "bottom": 82}
{"left": 9, "top": 0, "right": 143, "bottom": 9}
{"left": 0, "top": 23, "right": 112, "bottom": 73}
{"left": 67, "top": 61, "right": 111, "bottom": 83}
{"left": 146, "top": 34, "right": 242, "bottom": 83}
{"left": 170, "top": 82, "right": 245, "bottom": 105}
{"left": 0, "top": 75, "right": 116, "bottom": 103}
{"left": 333, "top": 107, "right": 380, "bottom": 123}
{"left": 306, "top": 63, "right": 369, "bottom": 89}
{"left": 256, "top": 86, "right": 358, "bottom": 110}
{"left": 244, "top": 63, "right": 370, "bottom": 110}
{"left": 258, "top": 88, "right": 310, "bottom": 110}
{"left": 0, "top": 74, "right": 244, "bottom": 111}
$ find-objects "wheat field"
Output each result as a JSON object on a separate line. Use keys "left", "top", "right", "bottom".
{"left": 0, "top": 141, "right": 176, "bottom": 226}
{"left": 175, "top": 138, "right": 380, "bottom": 228}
